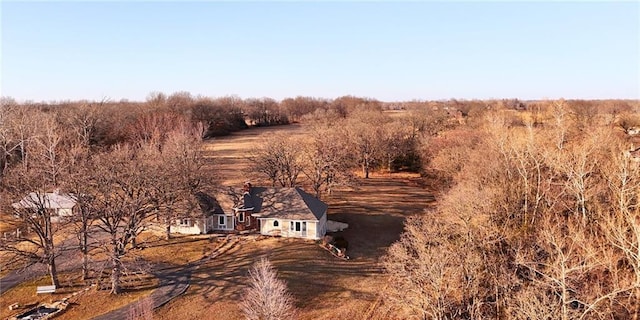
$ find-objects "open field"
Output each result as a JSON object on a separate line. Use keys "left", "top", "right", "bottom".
{"left": 202, "top": 124, "right": 306, "bottom": 187}
{"left": 155, "top": 124, "right": 436, "bottom": 319}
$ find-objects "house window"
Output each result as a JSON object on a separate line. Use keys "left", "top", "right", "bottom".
{"left": 218, "top": 216, "right": 226, "bottom": 226}
{"left": 291, "top": 221, "right": 303, "bottom": 232}
{"left": 238, "top": 212, "right": 245, "bottom": 223}
{"left": 273, "top": 220, "right": 279, "bottom": 227}
{"left": 179, "top": 219, "right": 190, "bottom": 226}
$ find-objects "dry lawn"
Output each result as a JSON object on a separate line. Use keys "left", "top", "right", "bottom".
{"left": 0, "top": 271, "right": 157, "bottom": 320}
{"left": 154, "top": 124, "right": 436, "bottom": 319}
{"left": 136, "top": 232, "right": 222, "bottom": 265}
{"left": 0, "top": 214, "right": 23, "bottom": 234}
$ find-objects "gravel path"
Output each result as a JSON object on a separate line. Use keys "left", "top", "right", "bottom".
{"left": 0, "top": 235, "right": 84, "bottom": 294}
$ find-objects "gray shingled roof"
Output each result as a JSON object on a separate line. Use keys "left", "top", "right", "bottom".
{"left": 12, "top": 192, "right": 76, "bottom": 210}
{"left": 250, "top": 187, "right": 327, "bottom": 221}
{"left": 195, "top": 192, "right": 225, "bottom": 216}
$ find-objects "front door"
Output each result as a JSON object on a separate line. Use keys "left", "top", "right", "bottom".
{"left": 290, "top": 221, "right": 307, "bottom": 237}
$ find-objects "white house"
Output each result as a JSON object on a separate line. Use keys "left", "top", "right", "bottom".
{"left": 252, "top": 187, "right": 328, "bottom": 240}
{"left": 12, "top": 190, "right": 77, "bottom": 223}
{"left": 169, "top": 186, "right": 328, "bottom": 240}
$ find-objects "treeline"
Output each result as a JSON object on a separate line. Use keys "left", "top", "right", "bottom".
{"left": 0, "top": 93, "right": 384, "bottom": 143}
{"left": 382, "top": 100, "right": 640, "bottom": 319}
{"left": 3, "top": 93, "right": 638, "bottom": 187}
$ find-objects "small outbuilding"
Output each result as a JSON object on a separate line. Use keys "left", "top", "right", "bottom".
{"left": 12, "top": 190, "right": 77, "bottom": 223}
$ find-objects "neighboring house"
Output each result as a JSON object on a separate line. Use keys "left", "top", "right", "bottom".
{"left": 169, "top": 184, "right": 328, "bottom": 240}
{"left": 12, "top": 190, "right": 77, "bottom": 223}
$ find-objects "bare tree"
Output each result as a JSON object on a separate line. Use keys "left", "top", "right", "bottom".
{"left": 379, "top": 121, "right": 413, "bottom": 173}
{"left": 86, "top": 145, "right": 158, "bottom": 294}
{"left": 4, "top": 105, "right": 39, "bottom": 170}
{"left": 0, "top": 102, "right": 19, "bottom": 177}
{"left": 346, "top": 110, "right": 388, "bottom": 178}
{"left": 245, "top": 98, "right": 288, "bottom": 126}
{"left": 300, "top": 124, "right": 352, "bottom": 198}
{"left": 514, "top": 216, "right": 601, "bottom": 320}
{"left": 383, "top": 214, "right": 484, "bottom": 320}
{"left": 402, "top": 104, "right": 451, "bottom": 138}
{"left": 0, "top": 169, "right": 63, "bottom": 287}
{"left": 251, "top": 134, "right": 302, "bottom": 187}
{"left": 239, "top": 258, "right": 296, "bottom": 320}
{"left": 65, "top": 101, "right": 105, "bottom": 148}
{"left": 549, "top": 99, "right": 572, "bottom": 150}
{"left": 32, "top": 114, "right": 65, "bottom": 186}
{"left": 545, "top": 129, "right": 606, "bottom": 222}
{"left": 597, "top": 142, "right": 640, "bottom": 319}
{"left": 280, "top": 96, "right": 329, "bottom": 122}
{"left": 63, "top": 145, "right": 97, "bottom": 280}
{"left": 0, "top": 115, "right": 76, "bottom": 287}
{"left": 150, "top": 126, "right": 207, "bottom": 240}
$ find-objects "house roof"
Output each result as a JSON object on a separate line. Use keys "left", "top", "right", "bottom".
{"left": 12, "top": 192, "right": 76, "bottom": 210}
{"left": 250, "top": 187, "right": 327, "bottom": 221}
{"left": 239, "top": 192, "right": 255, "bottom": 210}
{"left": 195, "top": 192, "right": 225, "bottom": 216}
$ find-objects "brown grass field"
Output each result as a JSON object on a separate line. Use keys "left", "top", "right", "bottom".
{"left": 154, "top": 124, "right": 436, "bottom": 319}
{"left": 0, "top": 271, "right": 157, "bottom": 320}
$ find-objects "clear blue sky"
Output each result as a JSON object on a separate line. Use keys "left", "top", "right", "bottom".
{"left": 1, "top": 1, "right": 639, "bottom": 102}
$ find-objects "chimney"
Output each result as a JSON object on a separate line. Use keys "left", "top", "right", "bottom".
{"left": 243, "top": 182, "right": 252, "bottom": 194}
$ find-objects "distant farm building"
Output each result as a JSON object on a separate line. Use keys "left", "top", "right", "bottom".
{"left": 12, "top": 190, "right": 77, "bottom": 223}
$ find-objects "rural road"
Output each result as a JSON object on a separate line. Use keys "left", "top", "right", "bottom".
{"left": 0, "top": 235, "right": 83, "bottom": 294}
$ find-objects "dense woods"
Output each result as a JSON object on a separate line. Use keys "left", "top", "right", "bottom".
{"left": 383, "top": 100, "right": 640, "bottom": 319}
{"left": 1, "top": 92, "right": 639, "bottom": 319}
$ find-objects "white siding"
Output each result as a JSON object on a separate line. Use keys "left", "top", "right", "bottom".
{"left": 170, "top": 218, "right": 207, "bottom": 235}
{"left": 260, "top": 218, "right": 286, "bottom": 237}
{"left": 57, "top": 208, "right": 73, "bottom": 217}
{"left": 212, "top": 214, "right": 234, "bottom": 231}
{"left": 259, "top": 218, "right": 325, "bottom": 240}
{"left": 306, "top": 222, "right": 317, "bottom": 239}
